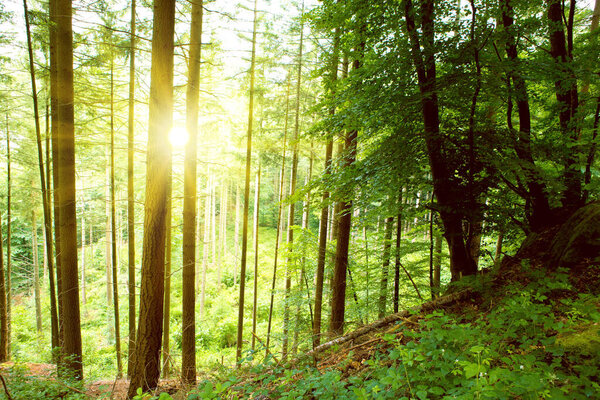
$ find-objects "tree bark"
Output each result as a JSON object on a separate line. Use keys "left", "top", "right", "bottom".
{"left": 25, "top": 0, "right": 58, "bottom": 357}
{"left": 251, "top": 163, "right": 261, "bottom": 350}
{"left": 181, "top": 0, "right": 203, "bottom": 384}
{"left": 378, "top": 216, "right": 393, "bottom": 319}
{"left": 329, "top": 49, "right": 361, "bottom": 336}
{"left": 56, "top": 0, "right": 82, "bottom": 378}
{"left": 0, "top": 213, "right": 7, "bottom": 362}
{"left": 283, "top": 5, "right": 304, "bottom": 360}
{"left": 200, "top": 174, "right": 211, "bottom": 316}
{"left": 162, "top": 191, "right": 172, "bottom": 378}
{"left": 236, "top": 0, "right": 258, "bottom": 363}
{"left": 547, "top": 0, "right": 582, "bottom": 210}
{"left": 265, "top": 78, "right": 291, "bottom": 357}
{"left": 127, "top": 0, "right": 137, "bottom": 378}
{"left": 33, "top": 209, "right": 42, "bottom": 333}
{"left": 393, "top": 190, "right": 402, "bottom": 313}
{"left": 5, "top": 117, "right": 12, "bottom": 359}
{"left": 404, "top": 0, "right": 477, "bottom": 280}
{"left": 313, "top": 29, "right": 339, "bottom": 348}
{"left": 110, "top": 58, "right": 123, "bottom": 379}
{"left": 500, "top": 0, "right": 552, "bottom": 231}
{"left": 127, "top": 0, "right": 175, "bottom": 394}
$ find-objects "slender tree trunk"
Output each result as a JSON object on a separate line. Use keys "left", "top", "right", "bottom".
{"left": 265, "top": 78, "right": 291, "bottom": 357}
{"left": 313, "top": 29, "right": 339, "bottom": 349}
{"left": 181, "top": 0, "right": 202, "bottom": 384}
{"left": 105, "top": 161, "right": 113, "bottom": 309}
{"left": 378, "top": 216, "right": 393, "bottom": 319}
{"left": 81, "top": 204, "right": 86, "bottom": 306}
{"left": 127, "top": 0, "right": 175, "bottom": 393}
{"left": 110, "top": 59, "right": 123, "bottom": 379}
{"left": 56, "top": 0, "right": 82, "bottom": 378}
{"left": 329, "top": 50, "right": 361, "bottom": 336}
{"left": 127, "top": 0, "right": 137, "bottom": 378}
{"left": 6, "top": 117, "right": 12, "bottom": 357}
{"left": 0, "top": 213, "right": 7, "bottom": 362}
{"left": 282, "top": 5, "right": 304, "bottom": 360}
{"left": 200, "top": 174, "right": 211, "bottom": 315}
{"left": 234, "top": 184, "right": 240, "bottom": 284}
{"left": 162, "top": 193, "right": 172, "bottom": 378}
{"left": 33, "top": 209, "right": 43, "bottom": 332}
{"left": 236, "top": 0, "right": 258, "bottom": 363}
{"left": 494, "top": 231, "right": 504, "bottom": 268}
{"left": 251, "top": 162, "right": 261, "bottom": 350}
{"left": 433, "top": 229, "right": 442, "bottom": 297}
{"left": 25, "top": 0, "right": 58, "bottom": 358}
{"left": 548, "top": 0, "right": 582, "bottom": 210}
{"left": 393, "top": 191, "right": 402, "bottom": 313}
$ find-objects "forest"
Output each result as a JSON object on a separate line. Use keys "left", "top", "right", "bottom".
{"left": 0, "top": 0, "right": 599, "bottom": 398}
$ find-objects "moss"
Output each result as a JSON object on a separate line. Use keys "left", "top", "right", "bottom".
{"left": 556, "top": 324, "right": 600, "bottom": 357}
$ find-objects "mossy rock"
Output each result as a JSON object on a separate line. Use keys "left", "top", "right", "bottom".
{"left": 555, "top": 323, "right": 600, "bottom": 358}
{"left": 549, "top": 202, "right": 600, "bottom": 269}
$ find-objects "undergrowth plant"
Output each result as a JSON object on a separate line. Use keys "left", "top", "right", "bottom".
{"left": 216, "top": 267, "right": 600, "bottom": 399}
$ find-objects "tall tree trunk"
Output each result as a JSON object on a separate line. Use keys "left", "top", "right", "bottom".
{"left": 548, "top": 0, "right": 582, "bottom": 210}
{"left": 500, "top": 0, "right": 552, "bottom": 231}
{"left": 181, "top": 0, "right": 203, "bottom": 384}
{"left": 234, "top": 184, "right": 240, "bottom": 285}
{"left": 105, "top": 161, "right": 113, "bottom": 309}
{"left": 127, "top": 0, "right": 175, "bottom": 393}
{"left": 433, "top": 229, "right": 442, "bottom": 297}
{"left": 50, "top": 0, "right": 64, "bottom": 355}
{"left": 25, "top": 0, "right": 58, "bottom": 357}
{"left": 294, "top": 156, "right": 314, "bottom": 354}
{"left": 404, "top": 0, "right": 477, "bottom": 280}
{"left": 378, "top": 216, "right": 393, "bottom": 319}
{"left": 494, "top": 231, "right": 504, "bottom": 268}
{"left": 110, "top": 59, "right": 123, "bottom": 379}
{"left": 127, "top": 0, "right": 137, "bottom": 378}
{"left": 32, "top": 208, "right": 42, "bottom": 333}
{"left": 329, "top": 50, "right": 361, "bottom": 336}
{"left": 265, "top": 78, "right": 291, "bottom": 356}
{"left": 313, "top": 29, "right": 339, "bottom": 349}
{"left": 0, "top": 213, "right": 7, "bottom": 362}
{"left": 282, "top": 4, "right": 304, "bottom": 360}
{"left": 81, "top": 203, "right": 86, "bottom": 306}
{"left": 200, "top": 174, "right": 211, "bottom": 315}
{"left": 56, "top": 0, "right": 82, "bottom": 378}
{"left": 5, "top": 117, "right": 12, "bottom": 358}
{"left": 251, "top": 162, "right": 261, "bottom": 350}
{"left": 162, "top": 192, "right": 172, "bottom": 378}
{"left": 393, "top": 191, "right": 402, "bottom": 313}
{"left": 236, "top": 0, "right": 258, "bottom": 363}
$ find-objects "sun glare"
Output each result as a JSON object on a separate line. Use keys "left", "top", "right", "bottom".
{"left": 169, "top": 125, "right": 189, "bottom": 147}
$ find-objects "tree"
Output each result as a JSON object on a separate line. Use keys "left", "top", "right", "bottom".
{"left": 127, "top": 0, "right": 137, "bottom": 378}
{"left": 0, "top": 212, "right": 7, "bottom": 361}
{"left": 109, "top": 57, "right": 123, "bottom": 379}
{"left": 181, "top": 0, "right": 203, "bottom": 385}
{"left": 24, "top": 0, "right": 59, "bottom": 357}
{"left": 403, "top": 0, "right": 477, "bottom": 280}
{"left": 127, "top": 0, "right": 175, "bottom": 394}
{"left": 282, "top": 3, "right": 304, "bottom": 359}
{"left": 313, "top": 28, "right": 339, "bottom": 348}
{"left": 236, "top": 0, "right": 258, "bottom": 363}
{"left": 55, "top": 0, "right": 83, "bottom": 378}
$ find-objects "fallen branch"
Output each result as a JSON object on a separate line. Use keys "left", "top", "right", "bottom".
{"left": 0, "top": 373, "right": 13, "bottom": 400}
{"left": 300, "top": 289, "right": 472, "bottom": 362}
